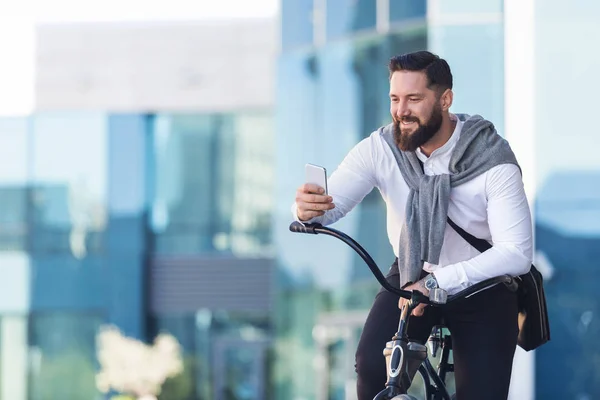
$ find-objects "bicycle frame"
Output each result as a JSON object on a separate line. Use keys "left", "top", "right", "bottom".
{"left": 289, "top": 221, "right": 518, "bottom": 400}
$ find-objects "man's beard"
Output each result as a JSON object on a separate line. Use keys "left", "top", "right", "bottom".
{"left": 393, "top": 105, "right": 443, "bottom": 152}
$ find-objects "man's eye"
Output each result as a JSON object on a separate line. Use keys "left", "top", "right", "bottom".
{"left": 409, "top": 98, "right": 420, "bottom": 102}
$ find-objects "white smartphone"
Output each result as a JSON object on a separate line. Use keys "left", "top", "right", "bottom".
{"left": 305, "top": 163, "right": 328, "bottom": 195}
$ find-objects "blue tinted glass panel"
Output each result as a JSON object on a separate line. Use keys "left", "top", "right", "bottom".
{"left": 30, "top": 255, "right": 105, "bottom": 310}
{"left": 31, "top": 113, "right": 108, "bottom": 256}
{"left": 281, "top": 0, "right": 314, "bottom": 50}
{"left": 152, "top": 312, "right": 270, "bottom": 399}
{"left": 533, "top": 1, "right": 600, "bottom": 398}
{"left": 0, "top": 118, "right": 29, "bottom": 251}
{"left": 151, "top": 112, "right": 273, "bottom": 256}
{"left": 390, "top": 0, "right": 427, "bottom": 23}
{"left": 326, "top": 0, "right": 377, "bottom": 40}
{"left": 429, "top": 23, "right": 504, "bottom": 135}
{"left": 151, "top": 114, "right": 223, "bottom": 254}
{"left": 28, "top": 312, "right": 103, "bottom": 400}
{"left": 107, "top": 114, "right": 150, "bottom": 217}
{"left": 104, "top": 114, "right": 150, "bottom": 338}
{"left": 152, "top": 314, "right": 202, "bottom": 398}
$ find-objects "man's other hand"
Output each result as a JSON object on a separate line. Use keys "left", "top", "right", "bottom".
{"left": 398, "top": 279, "right": 430, "bottom": 316}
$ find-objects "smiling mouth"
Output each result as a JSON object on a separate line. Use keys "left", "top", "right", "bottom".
{"left": 401, "top": 120, "right": 417, "bottom": 126}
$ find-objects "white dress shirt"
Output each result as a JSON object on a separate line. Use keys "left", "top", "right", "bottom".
{"left": 293, "top": 116, "right": 533, "bottom": 295}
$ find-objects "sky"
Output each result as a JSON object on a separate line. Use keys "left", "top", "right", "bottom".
{"left": 0, "top": 0, "right": 279, "bottom": 116}
{"left": 0, "top": 0, "right": 279, "bottom": 22}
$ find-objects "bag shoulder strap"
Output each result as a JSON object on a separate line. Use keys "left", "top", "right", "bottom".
{"left": 446, "top": 217, "right": 492, "bottom": 254}
{"left": 413, "top": 155, "right": 492, "bottom": 255}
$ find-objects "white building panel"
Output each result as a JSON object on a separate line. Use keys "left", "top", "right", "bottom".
{"left": 35, "top": 19, "right": 277, "bottom": 112}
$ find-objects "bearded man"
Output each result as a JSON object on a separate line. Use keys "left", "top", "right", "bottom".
{"left": 292, "top": 50, "right": 533, "bottom": 400}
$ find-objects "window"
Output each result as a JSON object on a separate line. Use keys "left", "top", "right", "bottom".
{"left": 151, "top": 310, "right": 269, "bottom": 400}
{"left": 326, "top": 0, "right": 377, "bottom": 40}
{"left": 429, "top": 23, "right": 504, "bottom": 135}
{"left": 281, "top": 0, "right": 315, "bottom": 50}
{"left": 30, "top": 113, "right": 108, "bottom": 257}
{"left": 28, "top": 312, "right": 104, "bottom": 400}
{"left": 389, "top": 0, "right": 427, "bottom": 24}
{"left": 532, "top": 1, "right": 600, "bottom": 397}
{"left": 0, "top": 118, "right": 29, "bottom": 252}
{"left": 150, "top": 112, "right": 274, "bottom": 256}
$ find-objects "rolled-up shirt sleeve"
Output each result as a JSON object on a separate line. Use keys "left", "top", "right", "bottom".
{"left": 291, "top": 135, "right": 379, "bottom": 226}
{"left": 433, "top": 163, "right": 534, "bottom": 293}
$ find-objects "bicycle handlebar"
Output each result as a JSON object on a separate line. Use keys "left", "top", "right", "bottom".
{"left": 289, "top": 221, "right": 518, "bottom": 305}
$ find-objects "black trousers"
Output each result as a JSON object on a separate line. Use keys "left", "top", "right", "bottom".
{"left": 355, "top": 259, "right": 519, "bottom": 400}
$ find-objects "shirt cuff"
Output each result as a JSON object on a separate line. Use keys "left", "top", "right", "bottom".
{"left": 432, "top": 264, "right": 467, "bottom": 294}
{"left": 291, "top": 203, "right": 302, "bottom": 222}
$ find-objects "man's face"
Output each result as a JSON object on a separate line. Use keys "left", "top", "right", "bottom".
{"left": 389, "top": 70, "right": 444, "bottom": 152}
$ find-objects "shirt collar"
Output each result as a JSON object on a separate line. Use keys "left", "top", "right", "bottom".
{"left": 416, "top": 114, "right": 463, "bottom": 162}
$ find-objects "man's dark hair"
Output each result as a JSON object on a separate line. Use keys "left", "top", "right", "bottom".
{"left": 388, "top": 51, "right": 453, "bottom": 94}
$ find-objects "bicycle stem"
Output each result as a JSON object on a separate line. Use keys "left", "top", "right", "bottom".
{"left": 384, "top": 296, "right": 427, "bottom": 395}
{"left": 395, "top": 292, "right": 423, "bottom": 341}
{"left": 397, "top": 303, "right": 412, "bottom": 340}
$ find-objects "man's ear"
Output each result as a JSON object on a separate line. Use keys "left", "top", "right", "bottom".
{"left": 440, "top": 89, "right": 453, "bottom": 111}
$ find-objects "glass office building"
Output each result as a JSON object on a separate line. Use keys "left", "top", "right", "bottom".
{"left": 529, "top": 1, "right": 600, "bottom": 399}
{"left": 0, "top": 16, "right": 278, "bottom": 400}
{"left": 0, "top": 111, "right": 274, "bottom": 400}
{"left": 275, "top": 0, "right": 600, "bottom": 399}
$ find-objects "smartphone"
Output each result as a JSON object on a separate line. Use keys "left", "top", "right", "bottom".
{"left": 305, "top": 163, "right": 328, "bottom": 195}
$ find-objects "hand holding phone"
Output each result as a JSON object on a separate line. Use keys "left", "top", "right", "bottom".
{"left": 295, "top": 163, "right": 335, "bottom": 221}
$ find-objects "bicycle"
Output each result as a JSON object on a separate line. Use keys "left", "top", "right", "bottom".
{"left": 289, "top": 221, "right": 519, "bottom": 400}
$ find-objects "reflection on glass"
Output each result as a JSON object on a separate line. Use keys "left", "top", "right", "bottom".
{"left": 152, "top": 311, "right": 269, "bottom": 400}
{"left": 30, "top": 113, "right": 108, "bottom": 257}
{"left": 221, "top": 346, "right": 261, "bottom": 400}
{"left": 0, "top": 118, "right": 29, "bottom": 252}
{"left": 153, "top": 314, "right": 200, "bottom": 400}
{"left": 429, "top": 23, "right": 504, "bottom": 135}
{"left": 28, "top": 312, "right": 103, "bottom": 400}
{"left": 151, "top": 112, "right": 274, "bottom": 256}
{"left": 326, "top": 0, "right": 376, "bottom": 40}
{"left": 389, "top": 0, "right": 427, "bottom": 23}
{"left": 281, "top": 0, "right": 314, "bottom": 50}
{"left": 533, "top": 1, "right": 600, "bottom": 398}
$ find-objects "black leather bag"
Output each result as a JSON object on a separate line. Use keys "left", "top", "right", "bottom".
{"left": 447, "top": 218, "right": 551, "bottom": 351}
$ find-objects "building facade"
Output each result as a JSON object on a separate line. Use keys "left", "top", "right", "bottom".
{"left": 0, "top": 19, "right": 277, "bottom": 400}
{"left": 275, "top": 0, "right": 600, "bottom": 399}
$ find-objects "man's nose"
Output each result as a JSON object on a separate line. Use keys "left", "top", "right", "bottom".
{"left": 396, "top": 103, "right": 410, "bottom": 119}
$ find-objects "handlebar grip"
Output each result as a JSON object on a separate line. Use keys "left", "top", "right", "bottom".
{"left": 289, "top": 221, "right": 321, "bottom": 234}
